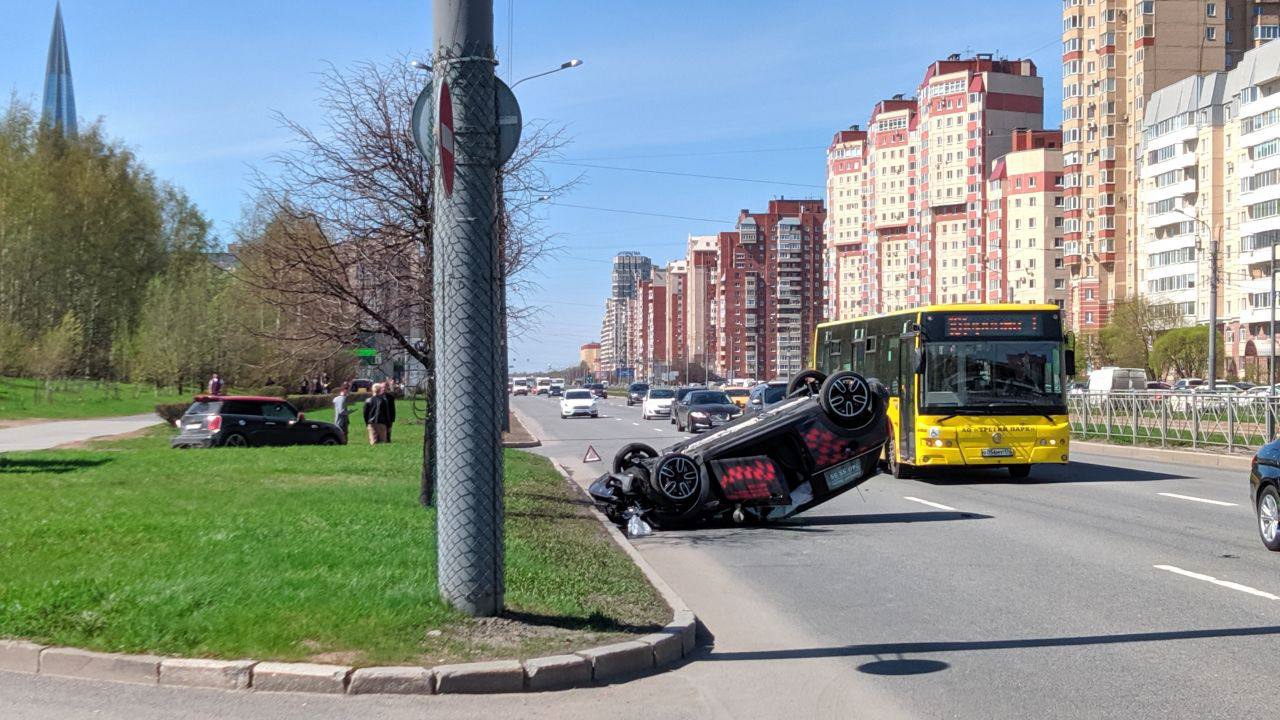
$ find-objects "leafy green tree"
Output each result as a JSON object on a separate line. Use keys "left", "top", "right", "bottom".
{"left": 1151, "top": 326, "right": 1217, "bottom": 380}
{"left": 1096, "top": 297, "right": 1182, "bottom": 377}
{"left": 0, "top": 318, "right": 28, "bottom": 376}
{"left": 29, "top": 311, "right": 83, "bottom": 382}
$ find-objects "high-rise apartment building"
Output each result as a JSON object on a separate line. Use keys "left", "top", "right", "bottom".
{"left": 1060, "top": 0, "right": 1277, "bottom": 333}
{"left": 987, "top": 129, "right": 1070, "bottom": 307}
{"left": 825, "top": 126, "right": 873, "bottom": 320}
{"left": 715, "top": 199, "right": 825, "bottom": 380}
{"left": 823, "top": 55, "right": 1043, "bottom": 320}
{"left": 686, "top": 235, "right": 718, "bottom": 372}
{"left": 598, "top": 252, "right": 652, "bottom": 380}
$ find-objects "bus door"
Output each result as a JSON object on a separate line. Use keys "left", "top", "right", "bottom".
{"left": 897, "top": 333, "right": 918, "bottom": 463}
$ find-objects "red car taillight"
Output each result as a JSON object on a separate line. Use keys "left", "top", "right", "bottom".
{"left": 207, "top": 415, "right": 223, "bottom": 432}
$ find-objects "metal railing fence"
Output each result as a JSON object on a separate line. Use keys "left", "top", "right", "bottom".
{"left": 1069, "top": 390, "right": 1280, "bottom": 454}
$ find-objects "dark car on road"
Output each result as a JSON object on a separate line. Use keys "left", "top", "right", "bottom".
{"left": 669, "top": 386, "right": 699, "bottom": 424}
{"left": 170, "top": 395, "right": 346, "bottom": 448}
{"left": 1251, "top": 439, "right": 1280, "bottom": 550}
{"left": 674, "top": 389, "right": 742, "bottom": 432}
{"left": 586, "top": 382, "right": 608, "bottom": 399}
{"left": 626, "top": 382, "right": 651, "bottom": 406}
{"left": 590, "top": 369, "right": 889, "bottom": 529}
{"left": 745, "top": 381, "right": 788, "bottom": 415}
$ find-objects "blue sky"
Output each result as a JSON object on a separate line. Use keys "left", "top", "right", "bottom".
{"left": 2, "top": 1, "right": 1061, "bottom": 372}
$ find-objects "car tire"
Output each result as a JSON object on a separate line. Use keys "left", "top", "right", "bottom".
{"left": 1008, "top": 465, "right": 1032, "bottom": 479}
{"left": 1258, "top": 485, "right": 1280, "bottom": 551}
{"left": 787, "top": 369, "right": 827, "bottom": 398}
{"left": 320, "top": 435, "right": 341, "bottom": 446}
{"left": 222, "top": 433, "right": 248, "bottom": 448}
{"left": 818, "top": 371, "right": 876, "bottom": 429}
{"left": 649, "top": 452, "right": 707, "bottom": 507}
{"left": 613, "top": 443, "right": 659, "bottom": 474}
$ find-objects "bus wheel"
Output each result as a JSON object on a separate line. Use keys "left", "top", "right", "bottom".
{"left": 885, "top": 430, "right": 913, "bottom": 479}
{"left": 1008, "top": 465, "right": 1032, "bottom": 479}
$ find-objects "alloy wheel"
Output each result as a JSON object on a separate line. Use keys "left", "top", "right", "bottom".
{"left": 1261, "top": 493, "right": 1279, "bottom": 544}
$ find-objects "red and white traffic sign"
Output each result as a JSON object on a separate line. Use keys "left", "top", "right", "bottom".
{"left": 438, "top": 79, "right": 455, "bottom": 197}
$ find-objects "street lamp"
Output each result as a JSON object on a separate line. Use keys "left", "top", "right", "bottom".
{"left": 511, "top": 59, "right": 583, "bottom": 88}
{"left": 409, "top": 60, "right": 432, "bottom": 72}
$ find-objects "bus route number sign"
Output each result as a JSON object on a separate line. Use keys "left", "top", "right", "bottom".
{"left": 944, "top": 313, "right": 1041, "bottom": 338}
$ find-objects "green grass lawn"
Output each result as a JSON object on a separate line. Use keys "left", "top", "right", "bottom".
{"left": 0, "top": 415, "right": 666, "bottom": 666}
{"left": 0, "top": 377, "right": 190, "bottom": 421}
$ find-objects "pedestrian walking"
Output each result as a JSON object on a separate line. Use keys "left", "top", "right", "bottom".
{"left": 383, "top": 379, "right": 397, "bottom": 443}
{"left": 333, "top": 383, "right": 352, "bottom": 440}
{"left": 363, "top": 383, "right": 389, "bottom": 445}
{"left": 298, "top": 377, "right": 310, "bottom": 395}
{"left": 207, "top": 373, "right": 224, "bottom": 396}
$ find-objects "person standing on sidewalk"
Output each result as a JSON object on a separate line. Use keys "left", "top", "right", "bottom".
{"left": 363, "top": 383, "right": 389, "bottom": 445}
{"left": 332, "top": 384, "right": 353, "bottom": 441}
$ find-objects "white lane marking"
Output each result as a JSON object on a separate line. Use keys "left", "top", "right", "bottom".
{"left": 1154, "top": 565, "right": 1280, "bottom": 601}
{"left": 1157, "top": 492, "right": 1238, "bottom": 507}
{"left": 632, "top": 422, "right": 640, "bottom": 426}
{"left": 654, "top": 428, "right": 664, "bottom": 432}
{"left": 903, "top": 496, "right": 957, "bottom": 512}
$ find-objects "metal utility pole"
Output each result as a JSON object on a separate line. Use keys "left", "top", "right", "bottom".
{"left": 1208, "top": 228, "right": 1219, "bottom": 389}
{"left": 432, "top": 0, "right": 504, "bottom": 616}
{"left": 1270, "top": 238, "right": 1277, "bottom": 438}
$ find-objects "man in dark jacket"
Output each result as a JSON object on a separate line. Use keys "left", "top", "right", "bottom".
{"left": 383, "top": 379, "right": 397, "bottom": 443}
{"left": 363, "top": 383, "right": 389, "bottom": 444}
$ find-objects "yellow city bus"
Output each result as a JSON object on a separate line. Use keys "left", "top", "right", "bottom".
{"left": 812, "top": 304, "right": 1074, "bottom": 479}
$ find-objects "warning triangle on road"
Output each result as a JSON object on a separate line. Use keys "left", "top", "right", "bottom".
{"left": 583, "top": 445, "right": 602, "bottom": 463}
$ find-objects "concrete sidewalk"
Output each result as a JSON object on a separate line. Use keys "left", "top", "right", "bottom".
{"left": 0, "top": 414, "right": 161, "bottom": 453}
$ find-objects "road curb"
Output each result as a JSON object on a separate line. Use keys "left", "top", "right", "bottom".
{"left": 1073, "top": 440, "right": 1254, "bottom": 471}
{"left": 0, "top": 408, "right": 698, "bottom": 698}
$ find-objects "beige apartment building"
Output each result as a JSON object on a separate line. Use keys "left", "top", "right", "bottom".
{"left": 1061, "top": 0, "right": 1280, "bottom": 333}
{"left": 987, "top": 129, "right": 1070, "bottom": 307}
{"left": 825, "top": 126, "right": 872, "bottom": 320}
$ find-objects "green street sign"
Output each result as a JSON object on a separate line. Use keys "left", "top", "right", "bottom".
{"left": 354, "top": 348, "right": 378, "bottom": 358}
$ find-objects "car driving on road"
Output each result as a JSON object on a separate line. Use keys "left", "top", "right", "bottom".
{"left": 641, "top": 387, "right": 676, "bottom": 420}
{"left": 674, "top": 389, "right": 743, "bottom": 432}
{"left": 669, "top": 386, "right": 698, "bottom": 424}
{"left": 724, "top": 387, "right": 750, "bottom": 409}
{"left": 585, "top": 382, "right": 608, "bottom": 399}
{"left": 626, "top": 382, "right": 651, "bottom": 406}
{"left": 170, "top": 395, "right": 345, "bottom": 448}
{"left": 559, "top": 389, "right": 599, "bottom": 419}
{"left": 746, "top": 381, "right": 788, "bottom": 415}
{"left": 1251, "top": 439, "right": 1280, "bottom": 551}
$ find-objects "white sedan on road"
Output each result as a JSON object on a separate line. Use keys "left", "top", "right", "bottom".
{"left": 559, "top": 389, "right": 599, "bottom": 419}
{"left": 641, "top": 387, "right": 676, "bottom": 420}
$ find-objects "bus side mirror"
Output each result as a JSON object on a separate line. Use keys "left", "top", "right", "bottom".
{"left": 1065, "top": 350, "right": 1077, "bottom": 378}
{"left": 913, "top": 349, "right": 926, "bottom": 374}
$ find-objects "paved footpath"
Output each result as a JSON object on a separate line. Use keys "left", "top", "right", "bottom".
{"left": 0, "top": 414, "right": 160, "bottom": 453}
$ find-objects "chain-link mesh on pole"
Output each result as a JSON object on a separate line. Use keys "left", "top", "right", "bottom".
{"left": 432, "top": 0, "right": 504, "bottom": 616}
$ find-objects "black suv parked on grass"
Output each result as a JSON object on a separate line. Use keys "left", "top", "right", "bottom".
{"left": 170, "top": 395, "right": 346, "bottom": 448}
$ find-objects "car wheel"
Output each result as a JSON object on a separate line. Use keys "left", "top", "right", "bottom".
{"left": 885, "top": 428, "right": 913, "bottom": 479}
{"left": 613, "top": 443, "right": 659, "bottom": 474}
{"left": 1008, "top": 465, "right": 1032, "bottom": 479}
{"left": 1259, "top": 485, "right": 1280, "bottom": 551}
{"left": 787, "top": 369, "right": 827, "bottom": 398}
{"left": 222, "top": 433, "right": 248, "bottom": 448}
{"left": 320, "top": 435, "right": 341, "bottom": 446}
{"left": 650, "top": 453, "right": 706, "bottom": 505}
{"left": 818, "top": 371, "right": 876, "bottom": 428}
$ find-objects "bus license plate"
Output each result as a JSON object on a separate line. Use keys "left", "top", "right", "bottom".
{"left": 982, "top": 447, "right": 1014, "bottom": 458}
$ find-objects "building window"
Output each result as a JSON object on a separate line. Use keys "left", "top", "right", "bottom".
{"left": 1206, "top": 27, "right": 1217, "bottom": 42}
{"left": 1206, "top": 3, "right": 1216, "bottom": 17}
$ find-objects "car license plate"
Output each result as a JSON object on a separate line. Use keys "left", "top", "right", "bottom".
{"left": 982, "top": 447, "right": 1014, "bottom": 458}
{"left": 825, "top": 459, "right": 863, "bottom": 490}
{"left": 186, "top": 423, "right": 202, "bottom": 429}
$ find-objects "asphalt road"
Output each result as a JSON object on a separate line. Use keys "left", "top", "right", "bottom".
{"left": 5, "top": 397, "right": 1276, "bottom": 719}
{"left": 0, "top": 414, "right": 160, "bottom": 452}
{"left": 514, "top": 393, "right": 1280, "bottom": 720}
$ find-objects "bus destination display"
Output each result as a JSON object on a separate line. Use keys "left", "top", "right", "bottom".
{"left": 944, "top": 313, "right": 1042, "bottom": 338}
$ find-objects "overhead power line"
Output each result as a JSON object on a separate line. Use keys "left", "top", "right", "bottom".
{"left": 561, "top": 145, "right": 828, "bottom": 162}
{"left": 546, "top": 161, "right": 824, "bottom": 189}
{"left": 542, "top": 201, "right": 738, "bottom": 225}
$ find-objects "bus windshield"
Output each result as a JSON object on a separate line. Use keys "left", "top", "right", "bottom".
{"left": 923, "top": 341, "right": 1064, "bottom": 410}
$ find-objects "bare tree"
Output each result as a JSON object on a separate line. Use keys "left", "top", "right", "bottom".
{"left": 235, "top": 55, "right": 572, "bottom": 505}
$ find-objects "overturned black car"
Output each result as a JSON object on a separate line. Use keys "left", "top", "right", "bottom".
{"left": 589, "top": 370, "right": 890, "bottom": 530}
